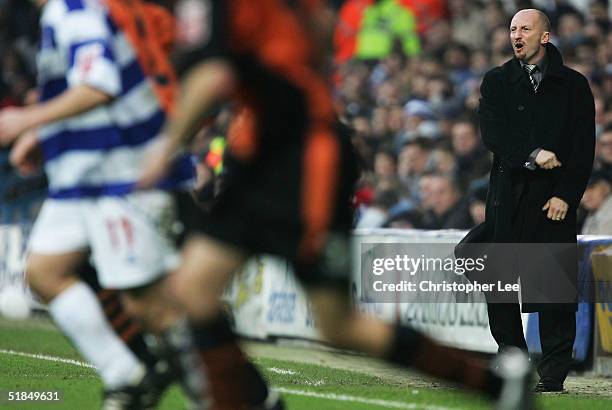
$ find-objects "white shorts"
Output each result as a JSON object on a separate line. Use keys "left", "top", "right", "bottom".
{"left": 28, "top": 191, "right": 181, "bottom": 289}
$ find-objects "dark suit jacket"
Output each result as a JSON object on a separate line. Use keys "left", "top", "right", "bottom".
{"left": 474, "top": 43, "right": 595, "bottom": 311}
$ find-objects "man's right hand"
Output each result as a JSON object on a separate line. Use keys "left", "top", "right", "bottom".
{"left": 535, "top": 149, "right": 562, "bottom": 169}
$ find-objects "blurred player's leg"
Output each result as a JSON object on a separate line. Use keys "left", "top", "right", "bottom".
{"left": 27, "top": 201, "right": 146, "bottom": 390}
{"left": 79, "top": 262, "right": 158, "bottom": 368}
{"left": 88, "top": 190, "right": 276, "bottom": 409}
{"left": 170, "top": 236, "right": 282, "bottom": 410}
{"left": 25, "top": 200, "right": 171, "bottom": 409}
{"left": 305, "top": 286, "right": 518, "bottom": 393}
{"left": 80, "top": 264, "right": 194, "bottom": 409}
{"left": 26, "top": 253, "right": 145, "bottom": 391}
{"left": 120, "top": 278, "right": 182, "bottom": 335}
{"left": 81, "top": 191, "right": 200, "bottom": 405}
{"left": 171, "top": 237, "right": 244, "bottom": 322}
{"left": 169, "top": 233, "right": 530, "bottom": 410}
{"left": 119, "top": 275, "right": 210, "bottom": 409}
{"left": 91, "top": 190, "right": 211, "bottom": 406}
{"left": 86, "top": 191, "right": 183, "bottom": 328}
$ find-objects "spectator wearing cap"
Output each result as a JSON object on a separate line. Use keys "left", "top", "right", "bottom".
{"left": 397, "top": 99, "right": 439, "bottom": 148}
{"left": 581, "top": 170, "right": 612, "bottom": 235}
{"left": 404, "top": 99, "right": 436, "bottom": 126}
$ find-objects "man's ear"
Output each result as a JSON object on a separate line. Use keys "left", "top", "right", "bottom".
{"left": 541, "top": 31, "right": 550, "bottom": 45}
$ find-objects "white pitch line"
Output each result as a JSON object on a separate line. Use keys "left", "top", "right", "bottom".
{"left": 268, "top": 367, "right": 297, "bottom": 375}
{"left": 0, "top": 349, "right": 460, "bottom": 410}
{"left": 274, "top": 387, "right": 459, "bottom": 410}
{"left": 303, "top": 379, "right": 325, "bottom": 386}
{"left": 0, "top": 349, "right": 96, "bottom": 369}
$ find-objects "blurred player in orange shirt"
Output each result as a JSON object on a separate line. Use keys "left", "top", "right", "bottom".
{"left": 140, "top": 1, "right": 533, "bottom": 409}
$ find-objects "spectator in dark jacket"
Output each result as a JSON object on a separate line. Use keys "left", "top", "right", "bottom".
{"left": 419, "top": 173, "right": 472, "bottom": 229}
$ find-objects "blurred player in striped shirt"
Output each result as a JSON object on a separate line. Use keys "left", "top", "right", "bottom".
{"left": 0, "top": 0, "right": 199, "bottom": 407}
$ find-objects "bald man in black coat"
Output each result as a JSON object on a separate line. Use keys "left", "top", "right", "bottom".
{"left": 477, "top": 9, "right": 595, "bottom": 392}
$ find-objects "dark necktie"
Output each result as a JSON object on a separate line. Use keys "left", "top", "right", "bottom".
{"left": 523, "top": 64, "right": 540, "bottom": 92}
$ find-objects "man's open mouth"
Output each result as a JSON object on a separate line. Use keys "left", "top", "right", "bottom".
{"left": 515, "top": 43, "right": 524, "bottom": 50}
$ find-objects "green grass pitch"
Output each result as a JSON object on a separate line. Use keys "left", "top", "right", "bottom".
{"left": 0, "top": 317, "right": 610, "bottom": 409}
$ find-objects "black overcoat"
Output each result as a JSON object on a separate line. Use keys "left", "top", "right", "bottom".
{"left": 476, "top": 43, "right": 595, "bottom": 312}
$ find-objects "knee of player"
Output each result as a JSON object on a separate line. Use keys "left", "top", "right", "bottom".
{"left": 167, "top": 269, "right": 209, "bottom": 306}
{"left": 166, "top": 275, "right": 223, "bottom": 321}
{"left": 24, "top": 257, "right": 73, "bottom": 302}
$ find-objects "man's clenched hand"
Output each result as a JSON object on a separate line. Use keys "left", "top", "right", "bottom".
{"left": 535, "top": 149, "right": 562, "bottom": 170}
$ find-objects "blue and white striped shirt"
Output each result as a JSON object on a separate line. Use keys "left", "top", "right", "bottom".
{"left": 37, "top": 0, "right": 193, "bottom": 199}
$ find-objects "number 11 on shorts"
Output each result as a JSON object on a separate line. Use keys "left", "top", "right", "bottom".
{"left": 105, "top": 217, "right": 134, "bottom": 251}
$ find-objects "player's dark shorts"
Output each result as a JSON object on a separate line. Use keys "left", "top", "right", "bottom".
{"left": 190, "top": 124, "right": 359, "bottom": 288}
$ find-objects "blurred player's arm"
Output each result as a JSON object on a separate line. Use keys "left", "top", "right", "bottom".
{"left": 0, "top": 86, "right": 111, "bottom": 145}
{"left": 137, "top": 60, "right": 235, "bottom": 189}
{"left": 10, "top": 130, "right": 43, "bottom": 176}
{"left": 138, "top": 0, "right": 236, "bottom": 189}
{"left": 164, "top": 0, "right": 235, "bottom": 150}
{"left": 165, "top": 60, "right": 235, "bottom": 152}
{"left": 28, "top": 85, "right": 111, "bottom": 125}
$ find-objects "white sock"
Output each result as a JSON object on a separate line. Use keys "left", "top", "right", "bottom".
{"left": 49, "top": 282, "right": 145, "bottom": 389}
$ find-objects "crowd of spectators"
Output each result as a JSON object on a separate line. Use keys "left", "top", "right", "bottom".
{"left": 335, "top": 0, "right": 612, "bottom": 234}
{"left": 1, "top": 0, "right": 611, "bottom": 234}
{"left": 0, "top": 0, "right": 44, "bottom": 223}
